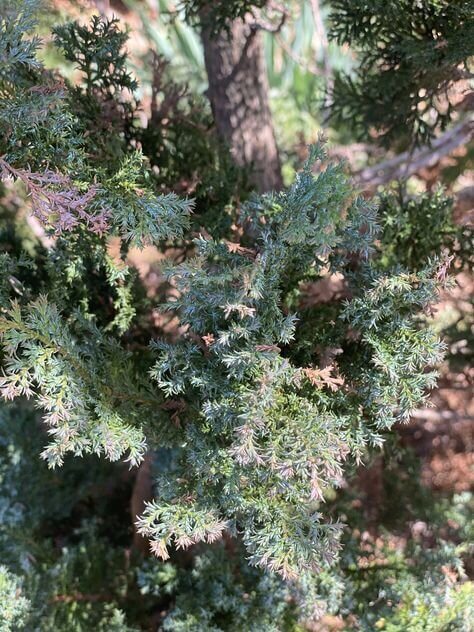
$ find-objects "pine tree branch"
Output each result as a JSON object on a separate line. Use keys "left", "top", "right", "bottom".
{"left": 51, "top": 592, "right": 114, "bottom": 603}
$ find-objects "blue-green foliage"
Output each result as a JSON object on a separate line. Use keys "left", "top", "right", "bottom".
{"left": 136, "top": 149, "right": 448, "bottom": 579}
{"left": 52, "top": 10, "right": 244, "bottom": 237}
{"left": 0, "top": 2, "right": 467, "bottom": 627}
{"left": 137, "top": 544, "right": 295, "bottom": 631}
{"left": 0, "top": 402, "right": 137, "bottom": 630}
{"left": 0, "top": 566, "right": 31, "bottom": 631}
{"left": 1, "top": 403, "right": 470, "bottom": 630}
{"left": 0, "top": 297, "right": 177, "bottom": 467}
{"left": 0, "top": 0, "right": 449, "bottom": 580}
{"left": 0, "top": 1, "right": 193, "bottom": 247}
{"left": 315, "top": 531, "right": 473, "bottom": 631}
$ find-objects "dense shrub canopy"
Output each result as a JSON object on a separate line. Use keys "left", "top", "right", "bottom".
{"left": 0, "top": 1, "right": 472, "bottom": 629}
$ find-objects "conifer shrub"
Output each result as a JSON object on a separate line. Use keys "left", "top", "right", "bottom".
{"left": 0, "top": 1, "right": 471, "bottom": 629}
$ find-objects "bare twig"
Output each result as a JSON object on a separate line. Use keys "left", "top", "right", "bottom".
{"left": 274, "top": 33, "right": 323, "bottom": 76}
{"left": 51, "top": 592, "right": 113, "bottom": 603}
{"left": 310, "top": 0, "right": 331, "bottom": 81}
{"left": 251, "top": 1, "right": 288, "bottom": 33}
{"left": 310, "top": 0, "right": 333, "bottom": 115}
{"left": 410, "top": 409, "right": 474, "bottom": 423}
{"left": 355, "top": 118, "right": 474, "bottom": 188}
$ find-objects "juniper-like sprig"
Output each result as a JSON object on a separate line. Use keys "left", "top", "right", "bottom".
{"left": 0, "top": 297, "right": 176, "bottom": 467}
{"left": 0, "top": 2, "right": 193, "bottom": 248}
{"left": 0, "top": 0, "right": 449, "bottom": 582}
{"left": 138, "top": 150, "right": 446, "bottom": 578}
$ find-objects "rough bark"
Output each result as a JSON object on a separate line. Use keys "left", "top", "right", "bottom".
{"left": 200, "top": 15, "right": 283, "bottom": 193}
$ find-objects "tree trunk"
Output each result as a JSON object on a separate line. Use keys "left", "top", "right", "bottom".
{"left": 200, "top": 16, "right": 283, "bottom": 193}
{"left": 130, "top": 452, "right": 153, "bottom": 554}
